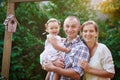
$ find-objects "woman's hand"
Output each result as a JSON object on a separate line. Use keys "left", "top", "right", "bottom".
{"left": 78, "top": 60, "right": 90, "bottom": 72}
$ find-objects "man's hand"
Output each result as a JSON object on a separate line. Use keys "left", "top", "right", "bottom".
{"left": 43, "top": 61, "right": 55, "bottom": 71}
{"left": 43, "top": 58, "right": 64, "bottom": 71}
{"left": 53, "top": 58, "right": 64, "bottom": 68}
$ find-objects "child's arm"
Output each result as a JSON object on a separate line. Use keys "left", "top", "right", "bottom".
{"left": 45, "top": 72, "right": 50, "bottom": 80}
{"left": 48, "top": 36, "right": 70, "bottom": 53}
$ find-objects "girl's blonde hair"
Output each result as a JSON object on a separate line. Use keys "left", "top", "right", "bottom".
{"left": 42, "top": 18, "right": 61, "bottom": 35}
{"left": 45, "top": 18, "right": 61, "bottom": 28}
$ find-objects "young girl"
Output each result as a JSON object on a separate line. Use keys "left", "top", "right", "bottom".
{"left": 40, "top": 18, "right": 70, "bottom": 80}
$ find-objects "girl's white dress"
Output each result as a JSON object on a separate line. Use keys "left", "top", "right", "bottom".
{"left": 40, "top": 34, "right": 65, "bottom": 64}
{"left": 85, "top": 43, "right": 115, "bottom": 80}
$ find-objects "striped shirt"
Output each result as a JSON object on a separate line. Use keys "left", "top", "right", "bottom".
{"left": 49, "top": 36, "right": 89, "bottom": 80}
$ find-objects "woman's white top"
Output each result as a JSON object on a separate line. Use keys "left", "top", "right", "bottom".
{"left": 40, "top": 34, "right": 65, "bottom": 64}
{"left": 85, "top": 43, "right": 115, "bottom": 80}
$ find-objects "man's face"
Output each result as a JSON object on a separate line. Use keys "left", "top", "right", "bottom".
{"left": 63, "top": 18, "right": 80, "bottom": 41}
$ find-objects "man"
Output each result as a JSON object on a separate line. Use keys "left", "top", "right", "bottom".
{"left": 43, "top": 16, "right": 89, "bottom": 80}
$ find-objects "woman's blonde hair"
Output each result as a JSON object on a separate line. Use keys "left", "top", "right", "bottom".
{"left": 81, "top": 20, "right": 98, "bottom": 32}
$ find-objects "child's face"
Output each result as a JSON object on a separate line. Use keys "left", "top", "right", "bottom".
{"left": 46, "top": 22, "right": 60, "bottom": 35}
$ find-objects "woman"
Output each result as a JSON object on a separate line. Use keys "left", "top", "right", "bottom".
{"left": 78, "top": 20, "right": 115, "bottom": 80}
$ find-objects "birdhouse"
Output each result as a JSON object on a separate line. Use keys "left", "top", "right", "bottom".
{"left": 4, "top": 14, "right": 18, "bottom": 32}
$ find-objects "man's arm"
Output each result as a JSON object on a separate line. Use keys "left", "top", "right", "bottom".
{"left": 53, "top": 66, "right": 80, "bottom": 79}
{"left": 44, "top": 61, "right": 81, "bottom": 80}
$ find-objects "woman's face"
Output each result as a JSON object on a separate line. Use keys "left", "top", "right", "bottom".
{"left": 82, "top": 24, "right": 98, "bottom": 43}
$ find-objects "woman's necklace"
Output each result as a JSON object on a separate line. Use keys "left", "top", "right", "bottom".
{"left": 89, "top": 42, "right": 97, "bottom": 57}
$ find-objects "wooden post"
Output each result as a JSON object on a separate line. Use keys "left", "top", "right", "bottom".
{"left": 1, "top": 2, "right": 15, "bottom": 80}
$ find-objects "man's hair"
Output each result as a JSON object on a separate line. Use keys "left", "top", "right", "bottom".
{"left": 64, "top": 16, "right": 80, "bottom": 25}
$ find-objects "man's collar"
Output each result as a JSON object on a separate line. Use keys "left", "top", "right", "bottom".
{"left": 64, "top": 35, "right": 81, "bottom": 45}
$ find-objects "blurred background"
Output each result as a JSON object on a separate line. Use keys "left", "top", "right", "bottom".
{"left": 0, "top": 0, "right": 120, "bottom": 80}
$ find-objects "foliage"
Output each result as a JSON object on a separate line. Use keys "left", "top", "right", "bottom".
{"left": 0, "top": 24, "right": 4, "bottom": 74}
{"left": 0, "top": 2, "right": 47, "bottom": 80}
{"left": 49, "top": 0, "right": 95, "bottom": 20}
{"left": 98, "top": 20, "right": 120, "bottom": 80}
{"left": 15, "top": 2, "right": 48, "bottom": 40}
{"left": 10, "top": 25, "right": 46, "bottom": 80}
{"left": 0, "top": 1, "right": 7, "bottom": 22}
{"left": 98, "top": 0, "right": 120, "bottom": 78}
{"left": 98, "top": 0, "right": 120, "bottom": 21}
{"left": 12, "top": 2, "right": 48, "bottom": 80}
{"left": 0, "top": 1, "right": 7, "bottom": 78}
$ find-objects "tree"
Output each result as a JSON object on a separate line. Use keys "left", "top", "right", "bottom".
{"left": 40, "top": 0, "right": 96, "bottom": 24}
{"left": 97, "top": 0, "right": 120, "bottom": 80}
{"left": 98, "top": 0, "right": 120, "bottom": 21}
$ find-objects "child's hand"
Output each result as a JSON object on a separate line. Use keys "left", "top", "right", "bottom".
{"left": 64, "top": 48, "right": 71, "bottom": 53}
